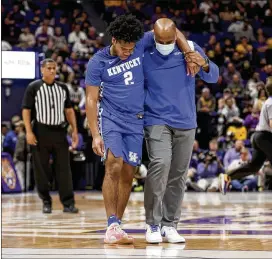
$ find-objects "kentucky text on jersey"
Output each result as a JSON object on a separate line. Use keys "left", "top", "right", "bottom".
{"left": 107, "top": 57, "right": 141, "bottom": 77}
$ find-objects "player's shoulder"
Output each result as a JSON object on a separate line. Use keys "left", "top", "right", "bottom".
{"left": 91, "top": 46, "right": 111, "bottom": 61}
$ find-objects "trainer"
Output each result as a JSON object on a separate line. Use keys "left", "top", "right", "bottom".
{"left": 22, "top": 58, "right": 79, "bottom": 214}
{"left": 143, "top": 18, "right": 219, "bottom": 244}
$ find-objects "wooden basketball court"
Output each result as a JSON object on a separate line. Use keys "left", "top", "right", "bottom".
{"left": 2, "top": 192, "right": 272, "bottom": 258}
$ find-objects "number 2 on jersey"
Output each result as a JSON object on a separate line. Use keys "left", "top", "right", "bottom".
{"left": 124, "top": 71, "right": 134, "bottom": 85}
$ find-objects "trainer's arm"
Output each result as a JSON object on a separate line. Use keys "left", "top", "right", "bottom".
{"left": 86, "top": 86, "right": 100, "bottom": 137}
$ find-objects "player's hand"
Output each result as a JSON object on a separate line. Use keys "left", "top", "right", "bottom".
{"left": 185, "top": 51, "right": 206, "bottom": 67}
{"left": 186, "top": 62, "right": 200, "bottom": 77}
{"left": 92, "top": 134, "right": 105, "bottom": 157}
{"left": 26, "top": 132, "right": 37, "bottom": 146}
{"left": 71, "top": 131, "right": 79, "bottom": 149}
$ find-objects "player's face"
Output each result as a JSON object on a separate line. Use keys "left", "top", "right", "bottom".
{"left": 41, "top": 62, "right": 57, "bottom": 81}
{"left": 112, "top": 39, "right": 135, "bottom": 60}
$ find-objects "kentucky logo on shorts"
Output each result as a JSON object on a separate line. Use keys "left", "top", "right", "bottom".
{"left": 129, "top": 152, "right": 138, "bottom": 163}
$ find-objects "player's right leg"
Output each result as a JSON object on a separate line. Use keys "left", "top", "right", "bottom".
{"left": 103, "top": 150, "right": 132, "bottom": 244}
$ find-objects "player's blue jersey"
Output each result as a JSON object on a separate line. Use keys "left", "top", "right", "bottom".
{"left": 85, "top": 32, "right": 153, "bottom": 124}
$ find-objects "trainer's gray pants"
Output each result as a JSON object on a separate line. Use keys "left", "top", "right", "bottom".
{"left": 144, "top": 125, "right": 195, "bottom": 228}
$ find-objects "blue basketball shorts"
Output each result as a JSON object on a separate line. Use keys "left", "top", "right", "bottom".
{"left": 98, "top": 108, "right": 143, "bottom": 167}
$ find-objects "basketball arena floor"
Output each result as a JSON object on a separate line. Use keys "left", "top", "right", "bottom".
{"left": 2, "top": 192, "right": 272, "bottom": 258}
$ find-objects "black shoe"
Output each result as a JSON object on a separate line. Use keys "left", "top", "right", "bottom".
{"left": 43, "top": 204, "right": 52, "bottom": 214}
{"left": 63, "top": 205, "right": 79, "bottom": 213}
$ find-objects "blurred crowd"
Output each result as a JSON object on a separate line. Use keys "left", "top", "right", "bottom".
{"left": 2, "top": 0, "right": 272, "bottom": 192}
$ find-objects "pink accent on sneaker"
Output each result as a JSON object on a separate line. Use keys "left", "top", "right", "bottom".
{"left": 104, "top": 223, "right": 133, "bottom": 244}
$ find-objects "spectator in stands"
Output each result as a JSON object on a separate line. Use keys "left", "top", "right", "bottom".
{"left": 223, "top": 140, "right": 247, "bottom": 168}
{"left": 196, "top": 151, "right": 223, "bottom": 192}
{"left": 219, "top": 5, "right": 234, "bottom": 21}
{"left": 35, "top": 18, "right": 54, "bottom": 37}
{"left": 197, "top": 87, "right": 216, "bottom": 113}
{"left": 223, "top": 38, "right": 235, "bottom": 58}
{"left": 228, "top": 147, "right": 257, "bottom": 192}
{"left": 209, "top": 138, "right": 224, "bottom": 163}
{"left": 227, "top": 74, "right": 244, "bottom": 99}
{"left": 222, "top": 63, "right": 241, "bottom": 84}
{"left": 36, "top": 24, "right": 50, "bottom": 47}
{"left": 199, "top": 0, "right": 213, "bottom": 14}
{"left": 254, "top": 88, "right": 268, "bottom": 112}
{"left": 72, "top": 38, "right": 89, "bottom": 58}
{"left": 235, "top": 36, "right": 253, "bottom": 56}
{"left": 151, "top": 6, "right": 165, "bottom": 23}
{"left": 59, "top": 63, "right": 74, "bottom": 84}
{"left": 220, "top": 96, "right": 240, "bottom": 124}
{"left": 203, "top": 9, "right": 219, "bottom": 33}
{"left": 4, "top": 4, "right": 24, "bottom": 26}
{"left": 247, "top": 73, "right": 263, "bottom": 99}
{"left": 13, "top": 120, "right": 27, "bottom": 191}
{"left": 171, "top": 10, "right": 184, "bottom": 29}
{"left": 2, "top": 122, "right": 17, "bottom": 157}
{"left": 244, "top": 107, "right": 260, "bottom": 135}
{"left": 87, "top": 26, "right": 98, "bottom": 42}
{"left": 53, "top": 27, "right": 67, "bottom": 51}
{"left": 18, "top": 26, "right": 35, "bottom": 49}
{"left": 68, "top": 23, "right": 87, "bottom": 45}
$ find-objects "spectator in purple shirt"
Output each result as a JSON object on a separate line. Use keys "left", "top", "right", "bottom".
{"left": 244, "top": 107, "right": 260, "bottom": 133}
{"left": 196, "top": 151, "right": 224, "bottom": 192}
{"left": 223, "top": 140, "right": 252, "bottom": 168}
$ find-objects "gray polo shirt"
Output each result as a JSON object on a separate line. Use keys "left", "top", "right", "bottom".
{"left": 256, "top": 97, "right": 272, "bottom": 133}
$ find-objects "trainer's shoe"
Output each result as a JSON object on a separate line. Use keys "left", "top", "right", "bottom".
{"left": 219, "top": 173, "right": 231, "bottom": 195}
{"left": 161, "top": 226, "right": 185, "bottom": 243}
{"left": 104, "top": 223, "right": 133, "bottom": 244}
{"left": 145, "top": 224, "right": 162, "bottom": 244}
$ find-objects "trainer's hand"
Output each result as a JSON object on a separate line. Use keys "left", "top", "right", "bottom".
{"left": 92, "top": 134, "right": 105, "bottom": 157}
{"left": 26, "top": 132, "right": 37, "bottom": 146}
{"left": 71, "top": 131, "right": 79, "bottom": 149}
{"left": 186, "top": 62, "right": 200, "bottom": 77}
{"left": 185, "top": 51, "right": 206, "bottom": 67}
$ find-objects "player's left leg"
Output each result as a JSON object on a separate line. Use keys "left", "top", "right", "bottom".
{"left": 161, "top": 128, "right": 195, "bottom": 243}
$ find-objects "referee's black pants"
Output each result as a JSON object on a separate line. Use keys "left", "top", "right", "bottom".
{"left": 229, "top": 131, "right": 272, "bottom": 180}
{"left": 32, "top": 123, "right": 75, "bottom": 207}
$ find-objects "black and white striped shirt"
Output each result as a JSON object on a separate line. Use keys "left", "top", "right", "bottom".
{"left": 22, "top": 79, "right": 72, "bottom": 126}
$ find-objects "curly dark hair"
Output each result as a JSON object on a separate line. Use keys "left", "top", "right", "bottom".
{"left": 106, "top": 14, "right": 144, "bottom": 43}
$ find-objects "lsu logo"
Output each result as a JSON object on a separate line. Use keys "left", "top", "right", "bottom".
{"left": 1, "top": 158, "right": 17, "bottom": 190}
{"left": 129, "top": 152, "right": 138, "bottom": 163}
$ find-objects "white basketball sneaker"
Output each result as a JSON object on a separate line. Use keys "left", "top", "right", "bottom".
{"left": 161, "top": 226, "right": 186, "bottom": 243}
{"left": 145, "top": 224, "right": 162, "bottom": 243}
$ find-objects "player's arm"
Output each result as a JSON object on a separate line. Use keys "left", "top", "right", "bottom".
{"left": 85, "top": 57, "right": 104, "bottom": 156}
{"left": 187, "top": 43, "right": 219, "bottom": 83}
{"left": 86, "top": 86, "right": 100, "bottom": 138}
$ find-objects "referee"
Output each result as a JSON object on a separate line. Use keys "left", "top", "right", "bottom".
{"left": 22, "top": 58, "right": 79, "bottom": 214}
{"left": 221, "top": 77, "right": 272, "bottom": 193}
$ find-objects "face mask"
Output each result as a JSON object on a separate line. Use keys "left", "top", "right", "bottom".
{"left": 155, "top": 37, "right": 175, "bottom": 56}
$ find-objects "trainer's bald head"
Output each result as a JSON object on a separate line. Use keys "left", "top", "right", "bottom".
{"left": 154, "top": 18, "right": 176, "bottom": 44}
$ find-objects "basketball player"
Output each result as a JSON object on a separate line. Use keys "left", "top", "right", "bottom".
{"left": 220, "top": 77, "right": 272, "bottom": 194}
{"left": 85, "top": 14, "right": 199, "bottom": 244}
